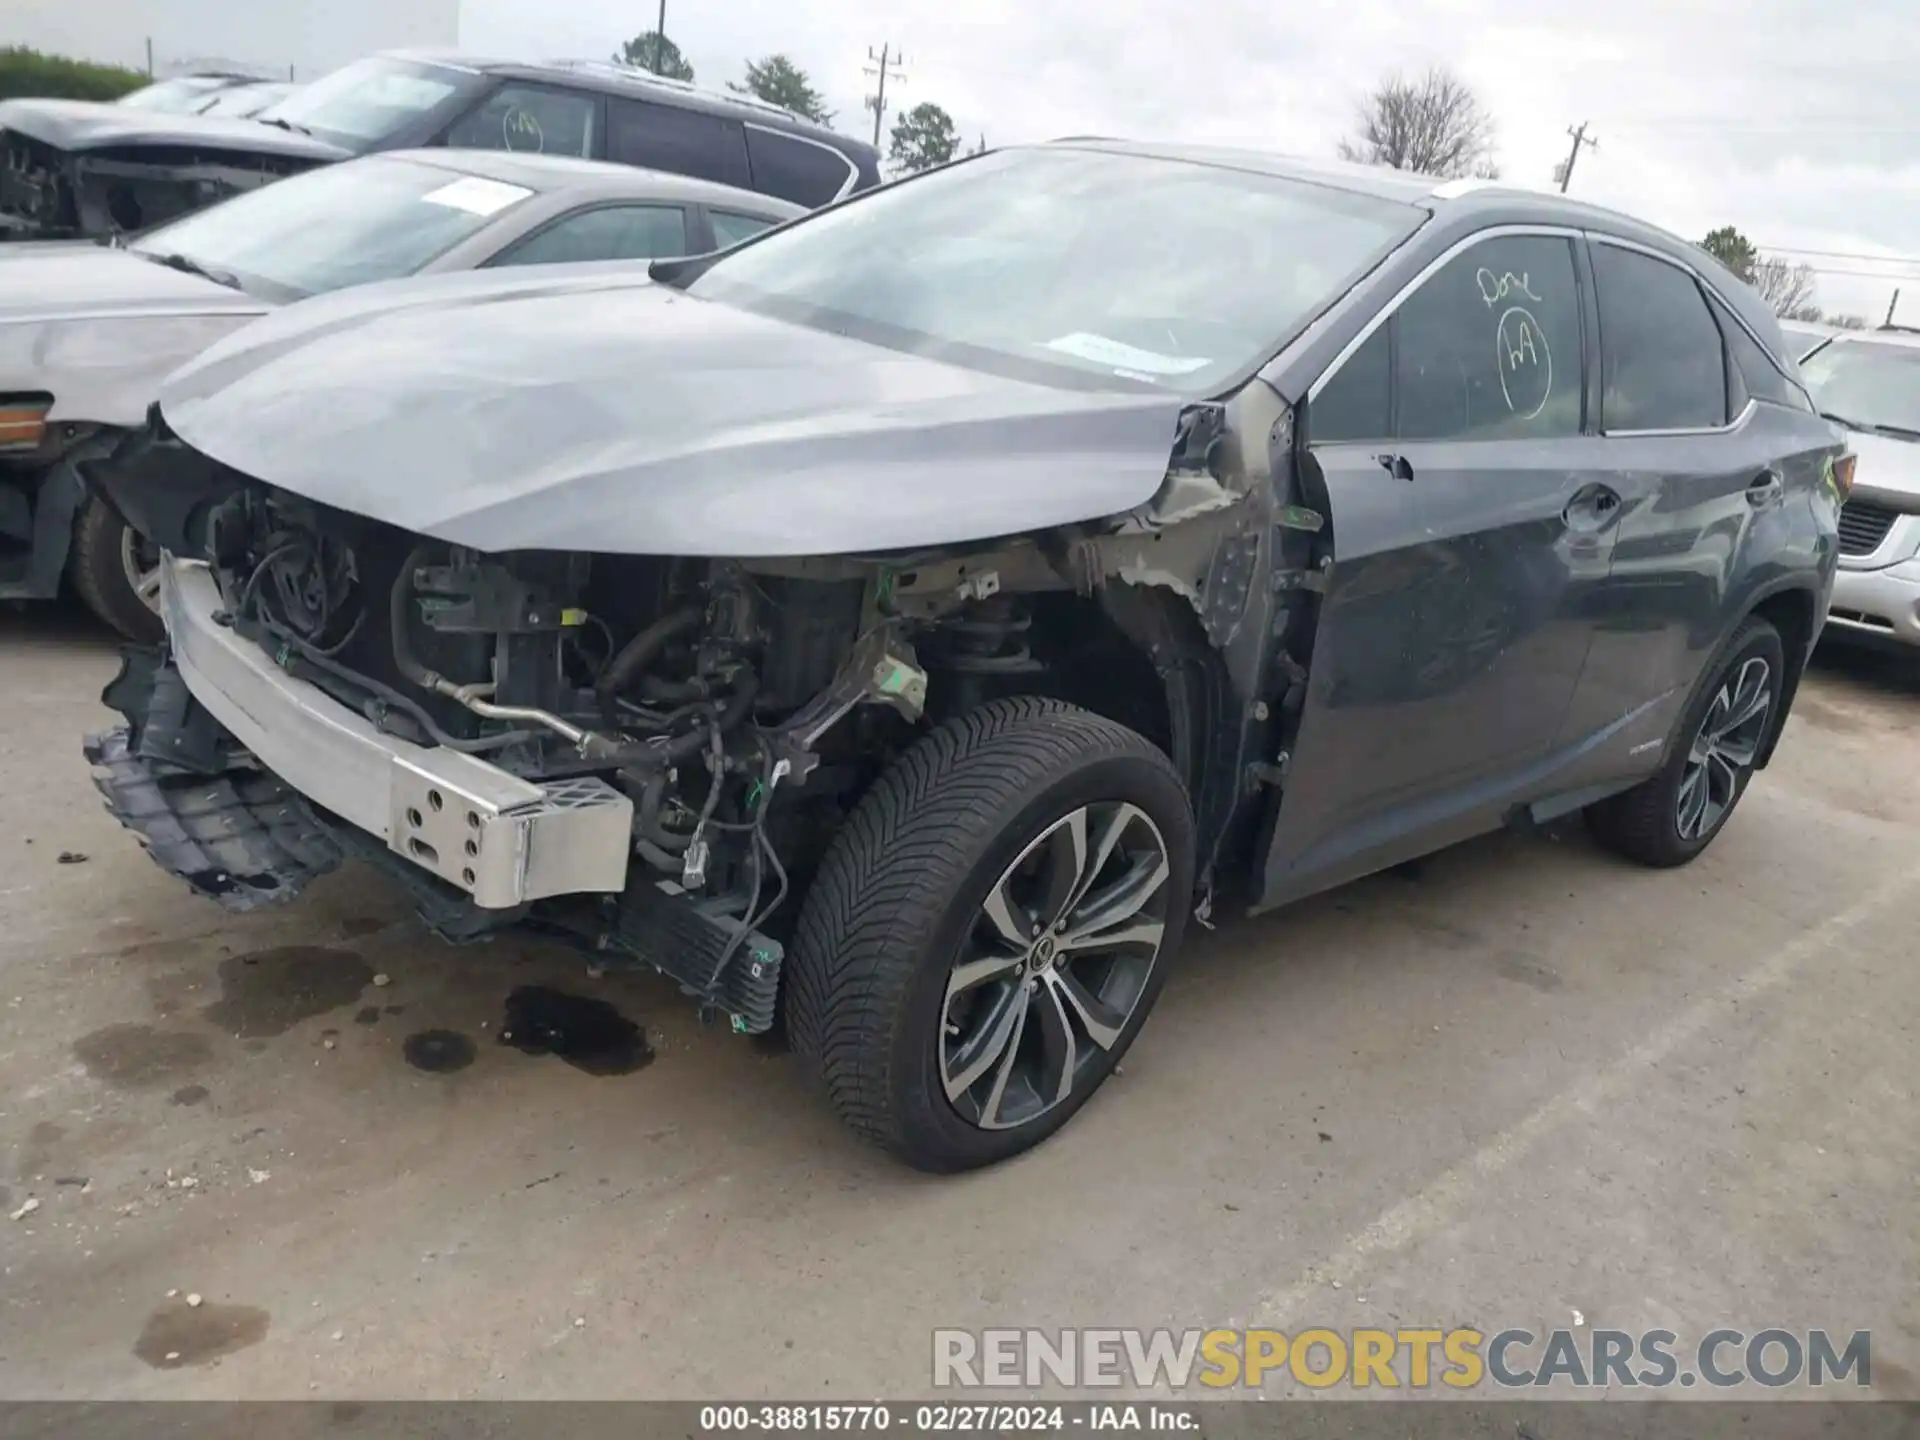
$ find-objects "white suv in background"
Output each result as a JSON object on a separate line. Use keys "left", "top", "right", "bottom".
{"left": 1799, "top": 327, "right": 1920, "bottom": 656}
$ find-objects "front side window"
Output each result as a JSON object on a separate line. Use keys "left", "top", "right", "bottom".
{"left": 1311, "top": 233, "right": 1583, "bottom": 444}
{"left": 259, "top": 57, "right": 467, "bottom": 149}
{"left": 684, "top": 147, "right": 1424, "bottom": 394}
{"left": 1798, "top": 339, "right": 1920, "bottom": 438}
{"left": 1396, "top": 234, "right": 1583, "bottom": 441}
{"left": 129, "top": 157, "right": 533, "bottom": 301}
{"left": 491, "top": 205, "right": 688, "bottom": 267}
{"left": 1593, "top": 244, "right": 1729, "bottom": 432}
{"left": 445, "top": 84, "right": 597, "bottom": 158}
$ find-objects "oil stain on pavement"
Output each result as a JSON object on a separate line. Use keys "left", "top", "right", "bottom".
{"left": 201, "top": 947, "right": 373, "bottom": 1038}
{"left": 500, "top": 987, "right": 653, "bottom": 1075}
{"left": 402, "top": 1030, "right": 476, "bottom": 1073}
{"left": 72, "top": 1025, "right": 213, "bottom": 1091}
{"left": 133, "top": 1300, "right": 269, "bottom": 1368}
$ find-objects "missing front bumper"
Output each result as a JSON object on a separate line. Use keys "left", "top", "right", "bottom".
{"left": 153, "top": 558, "right": 633, "bottom": 908}
{"left": 84, "top": 725, "right": 342, "bottom": 912}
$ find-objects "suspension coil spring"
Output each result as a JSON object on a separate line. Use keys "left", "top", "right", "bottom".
{"left": 941, "top": 595, "right": 1043, "bottom": 674}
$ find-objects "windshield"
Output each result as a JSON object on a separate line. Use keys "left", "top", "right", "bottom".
{"left": 117, "top": 76, "right": 234, "bottom": 113}
{"left": 128, "top": 156, "right": 532, "bottom": 301}
{"left": 1797, "top": 338, "right": 1920, "bottom": 438}
{"left": 200, "top": 83, "right": 293, "bottom": 119}
{"left": 684, "top": 147, "right": 1422, "bottom": 394}
{"left": 257, "top": 56, "right": 468, "bottom": 148}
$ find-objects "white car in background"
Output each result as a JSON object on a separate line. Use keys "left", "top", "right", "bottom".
{"left": 0, "top": 148, "right": 799, "bottom": 638}
{"left": 1798, "top": 326, "right": 1920, "bottom": 657}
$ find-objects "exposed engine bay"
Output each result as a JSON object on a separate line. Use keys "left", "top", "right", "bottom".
{"left": 85, "top": 385, "right": 1319, "bottom": 1038}
{"left": 0, "top": 126, "right": 316, "bottom": 239}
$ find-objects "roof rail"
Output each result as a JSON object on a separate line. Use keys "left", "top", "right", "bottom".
{"left": 541, "top": 57, "right": 811, "bottom": 125}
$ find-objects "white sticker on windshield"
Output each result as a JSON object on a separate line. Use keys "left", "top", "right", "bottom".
{"left": 1043, "top": 331, "right": 1211, "bottom": 376}
{"left": 421, "top": 176, "right": 532, "bottom": 217}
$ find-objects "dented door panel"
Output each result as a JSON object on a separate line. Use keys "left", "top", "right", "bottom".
{"left": 1258, "top": 432, "right": 1620, "bottom": 908}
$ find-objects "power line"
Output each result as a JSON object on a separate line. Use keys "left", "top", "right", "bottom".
{"left": 1798, "top": 264, "right": 1920, "bottom": 281}
{"left": 863, "top": 44, "right": 903, "bottom": 150}
{"left": 1753, "top": 244, "right": 1920, "bottom": 266}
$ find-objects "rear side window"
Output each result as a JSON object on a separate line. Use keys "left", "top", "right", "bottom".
{"left": 445, "top": 84, "right": 597, "bottom": 158}
{"left": 710, "top": 210, "right": 779, "bottom": 247}
{"left": 1593, "top": 244, "right": 1729, "bottom": 431}
{"left": 1710, "top": 295, "right": 1812, "bottom": 412}
{"left": 609, "top": 99, "right": 750, "bottom": 189}
{"left": 491, "top": 205, "right": 688, "bottom": 266}
{"left": 744, "top": 126, "right": 856, "bottom": 207}
{"left": 1311, "top": 233, "right": 1583, "bottom": 444}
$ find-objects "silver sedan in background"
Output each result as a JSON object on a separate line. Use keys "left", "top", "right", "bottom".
{"left": 0, "top": 148, "right": 801, "bottom": 638}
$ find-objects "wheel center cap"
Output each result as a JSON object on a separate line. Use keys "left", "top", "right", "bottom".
{"left": 1030, "top": 936, "right": 1057, "bottom": 970}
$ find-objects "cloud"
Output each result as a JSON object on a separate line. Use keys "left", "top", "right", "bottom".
{"left": 460, "top": 0, "right": 1920, "bottom": 318}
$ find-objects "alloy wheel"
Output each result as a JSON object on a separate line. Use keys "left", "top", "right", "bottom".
{"left": 120, "top": 527, "right": 163, "bottom": 615}
{"left": 1676, "top": 656, "right": 1772, "bottom": 842}
{"left": 939, "top": 802, "right": 1172, "bottom": 1131}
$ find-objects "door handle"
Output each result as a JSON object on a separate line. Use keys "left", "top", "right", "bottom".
{"left": 1562, "top": 483, "right": 1621, "bottom": 531}
{"left": 1375, "top": 453, "right": 1415, "bottom": 482}
{"left": 1746, "top": 470, "right": 1784, "bottom": 506}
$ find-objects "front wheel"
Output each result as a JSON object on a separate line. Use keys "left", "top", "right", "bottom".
{"left": 785, "top": 697, "right": 1196, "bottom": 1172}
{"left": 1587, "top": 614, "right": 1784, "bottom": 867}
{"left": 69, "top": 497, "right": 164, "bottom": 643}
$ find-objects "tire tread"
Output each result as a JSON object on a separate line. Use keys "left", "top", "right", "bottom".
{"left": 785, "top": 696, "right": 1188, "bottom": 1161}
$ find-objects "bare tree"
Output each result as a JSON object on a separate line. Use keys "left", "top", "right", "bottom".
{"left": 1337, "top": 66, "right": 1499, "bottom": 180}
{"left": 1749, "top": 255, "right": 1821, "bottom": 321}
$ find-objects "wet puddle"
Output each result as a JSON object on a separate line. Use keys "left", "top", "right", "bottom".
{"left": 133, "top": 1300, "right": 269, "bottom": 1368}
{"left": 499, "top": 987, "right": 652, "bottom": 1076}
{"left": 202, "top": 947, "right": 373, "bottom": 1038}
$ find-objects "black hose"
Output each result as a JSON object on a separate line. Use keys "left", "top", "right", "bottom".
{"left": 390, "top": 544, "right": 438, "bottom": 690}
{"left": 596, "top": 606, "right": 701, "bottom": 717}
{"left": 255, "top": 620, "right": 536, "bottom": 753}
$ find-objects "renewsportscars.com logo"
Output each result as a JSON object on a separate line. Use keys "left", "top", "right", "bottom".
{"left": 932, "top": 1327, "right": 1875, "bottom": 1391}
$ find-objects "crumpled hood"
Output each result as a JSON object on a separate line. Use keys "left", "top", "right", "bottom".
{"left": 0, "top": 98, "right": 347, "bottom": 161}
{"left": 0, "top": 249, "right": 268, "bottom": 427}
{"left": 157, "top": 268, "right": 1189, "bottom": 558}
{"left": 1843, "top": 431, "right": 1920, "bottom": 505}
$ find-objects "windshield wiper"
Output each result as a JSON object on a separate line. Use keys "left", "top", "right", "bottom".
{"left": 145, "top": 251, "right": 244, "bottom": 291}
{"left": 1821, "top": 410, "right": 1920, "bottom": 441}
{"left": 256, "top": 116, "right": 313, "bottom": 136}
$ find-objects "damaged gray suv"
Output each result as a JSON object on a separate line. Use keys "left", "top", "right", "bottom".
{"left": 86, "top": 142, "right": 1845, "bottom": 1171}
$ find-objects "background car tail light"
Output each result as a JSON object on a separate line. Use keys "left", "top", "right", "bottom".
{"left": 1832, "top": 452, "right": 1857, "bottom": 499}
{"left": 0, "top": 394, "right": 50, "bottom": 453}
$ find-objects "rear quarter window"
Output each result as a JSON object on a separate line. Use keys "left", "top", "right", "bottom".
{"left": 744, "top": 126, "right": 857, "bottom": 207}
{"left": 1711, "top": 295, "right": 1813, "bottom": 412}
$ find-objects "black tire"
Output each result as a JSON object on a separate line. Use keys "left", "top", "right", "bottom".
{"left": 69, "top": 497, "right": 163, "bottom": 643}
{"left": 785, "top": 696, "right": 1196, "bottom": 1172}
{"left": 1587, "top": 614, "right": 1785, "bottom": 867}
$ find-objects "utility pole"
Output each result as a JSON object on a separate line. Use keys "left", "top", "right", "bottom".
{"left": 651, "top": 0, "right": 667, "bottom": 74}
{"left": 864, "top": 44, "right": 902, "bottom": 149}
{"left": 1887, "top": 289, "right": 1901, "bottom": 328}
{"left": 1554, "top": 121, "right": 1597, "bottom": 193}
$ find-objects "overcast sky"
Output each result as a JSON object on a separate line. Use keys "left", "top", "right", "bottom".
{"left": 461, "top": 0, "right": 1919, "bottom": 322}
